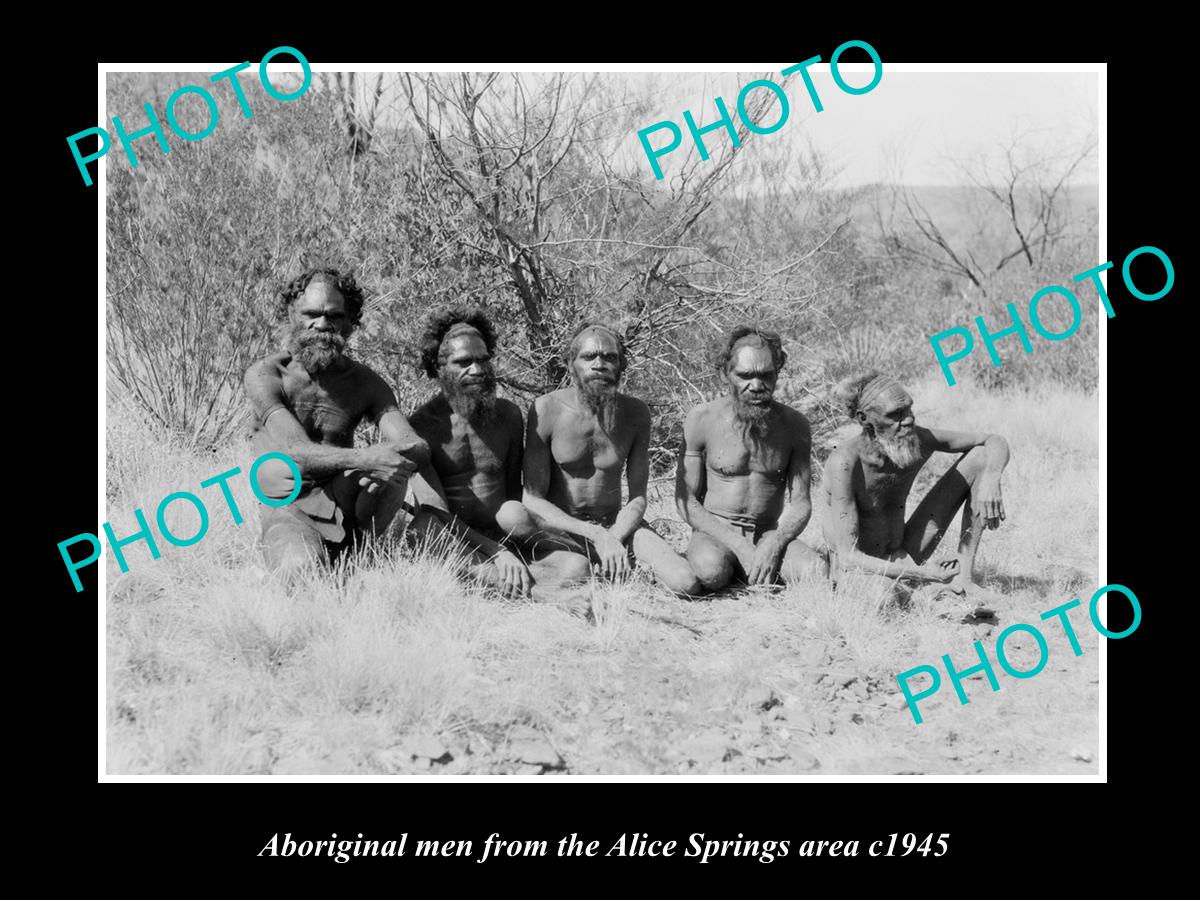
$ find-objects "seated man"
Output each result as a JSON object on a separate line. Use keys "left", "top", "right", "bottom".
{"left": 521, "top": 323, "right": 701, "bottom": 597}
{"left": 676, "top": 326, "right": 826, "bottom": 592}
{"left": 405, "top": 308, "right": 591, "bottom": 599}
{"left": 244, "top": 268, "right": 430, "bottom": 575}
{"left": 821, "top": 369, "right": 1010, "bottom": 610}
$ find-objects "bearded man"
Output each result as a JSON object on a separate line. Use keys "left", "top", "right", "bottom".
{"left": 675, "top": 326, "right": 826, "bottom": 592}
{"left": 522, "top": 323, "right": 701, "bottom": 596}
{"left": 244, "top": 268, "right": 430, "bottom": 574}
{"left": 821, "top": 369, "right": 1010, "bottom": 609}
{"left": 406, "top": 308, "right": 591, "bottom": 600}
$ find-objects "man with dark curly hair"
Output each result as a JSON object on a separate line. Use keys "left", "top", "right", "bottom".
{"left": 821, "top": 370, "right": 1009, "bottom": 613}
{"left": 522, "top": 323, "right": 701, "bottom": 597}
{"left": 405, "top": 307, "right": 591, "bottom": 602}
{"left": 244, "top": 268, "right": 430, "bottom": 574}
{"left": 675, "top": 325, "right": 826, "bottom": 593}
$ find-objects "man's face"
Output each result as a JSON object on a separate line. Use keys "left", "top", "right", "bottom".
{"left": 727, "top": 345, "right": 778, "bottom": 408}
{"left": 287, "top": 280, "right": 351, "bottom": 374}
{"left": 294, "top": 280, "right": 351, "bottom": 337}
{"left": 863, "top": 386, "right": 916, "bottom": 440}
{"left": 439, "top": 333, "right": 496, "bottom": 402}
{"left": 862, "top": 385, "right": 921, "bottom": 468}
{"left": 571, "top": 330, "right": 622, "bottom": 395}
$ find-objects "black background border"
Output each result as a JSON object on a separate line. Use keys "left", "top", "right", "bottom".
{"left": 33, "top": 15, "right": 1180, "bottom": 884}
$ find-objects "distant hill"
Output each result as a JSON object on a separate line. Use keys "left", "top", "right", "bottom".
{"left": 846, "top": 183, "right": 1100, "bottom": 238}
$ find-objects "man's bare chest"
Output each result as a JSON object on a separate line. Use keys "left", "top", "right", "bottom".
{"left": 283, "top": 377, "right": 369, "bottom": 444}
{"left": 858, "top": 466, "right": 920, "bottom": 513}
{"left": 706, "top": 428, "right": 788, "bottom": 479}
{"left": 437, "top": 423, "right": 509, "bottom": 479}
{"left": 553, "top": 422, "right": 629, "bottom": 473}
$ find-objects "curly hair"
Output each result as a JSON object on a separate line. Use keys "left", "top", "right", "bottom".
{"left": 418, "top": 306, "right": 499, "bottom": 378}
{"left": 712, "top": 325, "right": 787, "bottom": 375}
{"left": 276, "top": 268, "right": 366, "bottom": 328}
{"left": 562, "top": 321, "right": 628, "bottom": 375}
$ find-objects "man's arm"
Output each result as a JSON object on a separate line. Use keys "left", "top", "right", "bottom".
{"left": 925, "top": 426, "right": 1008, "bottom": 527}
{"left": 367, "top": 370, "right": 431, "bottom": 470}
{"left": 609, "top": 399, "right": 650, "bottom": 544}
{"left": 824, "top": 450, "right": 947, "bottom": 581}
{"left": 774, "top": 413, "right": 814, "bottom": 544}
{"left": 674, "top": 406, "right": 757, "bottom": 568}
{"left": 745, "top": 414, "right": 817, "bottom": 584}
{"left": 924, "top": 426, "right": 1008, "bottom": 467}
{"left": 376, "top": 411, "right": 431, "bottom": 468}
{"left": 332, "top": 376, "right": 430, "bottom": 494}
{"left": 245, "top": 359, "right": 363, "bottom": 481}
{"left": 503, "top": 401, "right": 525, "bottom": 501}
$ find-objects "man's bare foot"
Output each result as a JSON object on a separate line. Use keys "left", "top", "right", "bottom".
{"left": 934, "top": 582, "right": 1001, "bottom": 622}
{"left": 531, "top": 584, "right": 593, "bottom": 620}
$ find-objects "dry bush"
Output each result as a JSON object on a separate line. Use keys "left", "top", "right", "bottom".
{"left": 106, "top": 71, "right": 1098, "bottom": 465}
{"left": 106, "top": 74, "right": 366, "bottom": 447}
{"left": 107, "top": 72, "right": 878, "bottom": 460}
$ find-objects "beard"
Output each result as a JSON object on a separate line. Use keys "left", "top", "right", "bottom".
{"left": 440, "top": 372, "right": 498, "bottom": 426}
{"left": 872, "top": 430, "right": 924, "bottom": 469}
{"left": 732, "top": 391, "right": 778, "bottom": 444}
{"left": 287, "top": 324, "right": 348, "bottom": 375}
{"left": 574, "top": 370, "right": 620, "bottom": 433}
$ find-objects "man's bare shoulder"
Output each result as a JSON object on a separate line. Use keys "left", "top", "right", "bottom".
{"left": 533, "top": 388, "right": 572, "bottom": 418}
{"left": 409, "top": 394, "right": 448, "bottom": 432}
{"left": 245, "top": 351, "right": 292, "bottom": 383}
{"left": 685, "top": 396, "right": 730, "bottom": 430}
{"left": 620, "top": 393, "right": 652, "bottom": 424}
{"left": 777, "top": 403, "right": 813, "bottom": 442}
{"left": 824, "top": 436, "right": 863, "bottom": 475}
{"left": 243, "top": 353, "right": 297, "bottom": 418}
{"left": 345, "top": 358, "right": 394, "bottom": 393}
{"left": 496, "top": 396, "right": 523, "bottom": 419}
{"left": 496, "top": 397, "right": 524, "bottom": 431}
{"left": 914, "top": 425, "right": 939, "bottom": 455}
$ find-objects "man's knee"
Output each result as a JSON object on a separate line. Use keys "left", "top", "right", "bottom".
{"left": 535, "top": 550, "right": 592, "bottom": 584}
{"left": 959, "top": 444, "right": 990, "bottom": 481}
{"left": 632, "top": 528, "right": 703, "bottom": 596}
{"left": 656, "top": 558, "right": 703, "bottom": 596}
{"left": 836, "top": 570, "right": 912, "bottom": 606}
{"left": 406, "top": 506, "right": 452, "bottom": 551}
{"left": 362, "top": 475, "right": 410, "bottom": 525}
{"left": 495, "top": 500, "right": 537, "bottom": 539}
{"left": 781, "top": 542, "right": 829, "bottom": 583}
{"left": 688, "top": 541, "right": 734, "bottom": 591}
{"left": 262, "top": 524, "right": 327, "bottom": 573}
{"left": 255, "top": 457, "right": 302, "bottom": 502}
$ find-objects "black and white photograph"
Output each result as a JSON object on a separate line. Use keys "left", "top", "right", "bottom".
{"left": 98, "top": 61, "right": 1102, "bottom": 778}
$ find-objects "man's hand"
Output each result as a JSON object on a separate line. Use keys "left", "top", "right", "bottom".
{"left": 594, "top": 532, "right": 630, "bottom": 580}
{"left": 493, "top": 549, "right": 532, "bottom": 599}
{"left": 919, "top": 559, "right": 961, "bottom": 584}
{"left": 976, "top": 476, "right": 1005, "bottom": 530}
{"left": 746, "top": 534, "right": 785, "bottom": 586}
{"left": 354, "top": 443, "right": 420, "bottom": 492}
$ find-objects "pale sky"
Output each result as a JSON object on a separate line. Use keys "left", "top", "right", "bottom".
{"left": 293, "top": 68, "right": 1100, "bottom": 189}
{"left": 629, "top": 70, "right": 1099, "bottom": 187}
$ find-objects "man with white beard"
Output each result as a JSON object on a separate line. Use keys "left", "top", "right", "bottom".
{"left": 244, "top": 268, "right": 430, "bottom": 575}
{"left": 822, "top": 370, "right": 1010, "bottom": 610}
